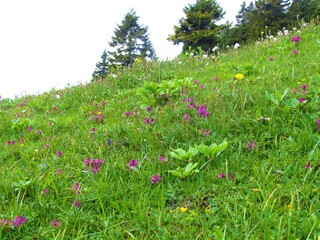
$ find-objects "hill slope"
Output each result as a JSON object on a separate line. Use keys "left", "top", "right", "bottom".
{"left": 1, "top": 23, "right": 320, "bottom": 239}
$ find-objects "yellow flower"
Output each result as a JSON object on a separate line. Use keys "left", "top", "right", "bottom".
{"left": 235, "top": 73, "right": 244, "bottom": 80}
{"left": 180, "top": 207, "right": 188, "bottom": 213}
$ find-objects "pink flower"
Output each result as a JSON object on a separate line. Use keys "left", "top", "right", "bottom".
{"left": 299, "top": 98, "right": 306, "bottom": 103}
{"left": 51, "top": 219, "right": 61, "bottom": 228}
{"left": 197, "top": 105, "right": 209, "bottom": 117}
{"left": 146, "top": 106, "right": 152, "bottom": 112}
{"left": 203, "top": 129, "right": 211, "bottom": 136}
{"left": 90, "top": 128, "right": 96, "bottom": 133}
{"left": 247, "top": 141, "right": 256, "bottom": 150}
{"left": 151, "top": 173, "right": 161, "bottom": 184}
{"left": 55, "top": 151, "right": 63, "bottom": 156}
{"left": 73, "top": 201, "right": 80, "bottom": 208}
{"left": 291, "top": 49, "right": 299, "bottom": 55}
{"left": 304, "top": 163, "right": 312, "bottom": 169}
{"left": 84, "top": 158, "right": 104, "bottom": 174}
{"left": 158, "top": 156, "right": 167, "bottom": 162}
{"left": 184, "top": 114, "right": 191, "bottom": 121}
{"left": 128, "top": 159, "right": 138, "bottom": 170}
{"left": 72, "top": 182, "right": 81, "bottom": 195}
{"left": 56, "top": 169, "right": 63, "bottom": 175}
{"left": 11, "top": 216, "right": 27, "bottom": 227}
{"left": 7, "top": 140, "right": 15, "bottom": 145}
{"left": 269, "top": 57, "right": 274, "bottom": 61}
{"left": 291, "top": 35, "right": 300, "bottom": 43}
{"left": 317, "top": 119, "right": 320, "bottom": 130}
{"left": 217, "top": 173, "right": 226, "bottom": 179}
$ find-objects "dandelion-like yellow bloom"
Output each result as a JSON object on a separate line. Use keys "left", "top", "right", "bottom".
{"left": 235, "top": 73, "right": 244, "bottom": 80}
{"left": 180, "top": 207, "right": 188, "bottom": 213}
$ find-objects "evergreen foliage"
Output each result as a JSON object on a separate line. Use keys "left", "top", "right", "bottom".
{"left": 167, "top": 0, "right": 225, "bottom": 53}
{"left": 108, "top": 9, "right": 155, "bottom": 68}
{"left": 92, "top": 50, "right": 109, "bottom": 80}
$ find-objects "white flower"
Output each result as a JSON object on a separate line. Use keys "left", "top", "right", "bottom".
{"left": 203, "top": 54, "right": 208, "bottom": 58}
{"left": 146, "top": 50, "right": 151, "bottom": 56}
{"left": 284, "top": 30, "right": 289, "bottom": 36}
{"left": 56, "top": 94, "right": 60, "bottom": 99}
{"left": 234, "top": 43, "right": 240, "bottom": 49}
{"left": 212, "top": 46, "right": 219, "bottom": 52}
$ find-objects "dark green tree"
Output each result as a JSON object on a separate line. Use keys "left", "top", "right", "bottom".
{"left": 288, "top": 0, "right": 320, "bottom": 24}
{"left": 108, "top": 9, "right": 155, "bottom": 68}
{"left": 92, "top": 50, "right": 109, "bottom": 80}
{"left": 167, "top": 0, "right": 225, "bottom": 53}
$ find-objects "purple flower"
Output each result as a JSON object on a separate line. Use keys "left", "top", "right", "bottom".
{"left": 299, "top": 98, "right": 306, "bottom": 103}
{"left": 11, "top": 216, "right": 27, "bottom": 227}
{"left": 292, "top": 88, "right": 297, "bottom": 94}
{"left": 217, "top": 173, "right": 226, "bottom": 179}
{"left": 56, "top": 169, "right": 62, "bottom": 175}
{"left": 158, "top": 156, "right": 167, "bottom": 162}
{"left": 124, "top": 111, "right": 133, "bottom": 117}
{"left": 143, "top": 117, "right": 155, "bottom": 124}
{"left": 203, "top": 129, "right": 211, "bottom": 136}
{"left": 184, "top": 114, "right": 191, "bottom": 121}
{"left": 151, "top": 173, "right": 161, "bottom": 184}
{"left": 197, "top": 105, "right": 209, "bottom": 117}
{"left": 20, "top": 138, "right": 25, "bottom": 144}
{"left": 200, "top": 85, "right": 205, "bottom": 90}
{"left": 317, "top": 119, "right": 320, "bottom": 130}
{"left": 146, "top": 106, "right": 152, "bottom": 112}
{"left": 90, "top": 128, "right": 96, "bottom": 133}
{"left": 301, "top": 84, "right": 307, "bottom": 91}
{"left": 41, "top": 189, "right": 49, "bottom": 195}
{"left": 51, "top": 219, "right": 61, "bottom": 228}
{"left": 128, "top": 159, "right": 138, "bottom": 170}
{"left": 193, "top": 80, "right": 199, "bottom": 85}
{"left": 73, "top": 200, "right": 80, "bottom": 208}
{"left": 84, "top": 158, "right": 104, "bottom": 174}
{"left": 213, "top": 76, "right": 219, "bottom": 81}
{"left": 269, "top": 56, "right": 274, "bottom": 61}
{"left": 247, "top": 141, "right": 257, "bottom": 150}
{"left": 291, "top": 35, "right": 300, "bottom": 43}
{"left": 7, "top": 140, "right": 15, "bottom": 145}
{"left": 72, "top": 182, "right": 81, "bottom": 195}
{"left": 291, "top": 49, "right": 299, "bottom": 55}
{"left": 55, "top": 151, "right": 63, "bottom": 157}
{"left": 183, "top": 97, "right": 193, "bottom": 103}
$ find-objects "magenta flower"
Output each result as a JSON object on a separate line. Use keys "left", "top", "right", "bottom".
{"left": 90, "top": 128, "right": 96, "bottom": 133}
{"left": 143, "top": 117, "right": 155, "bottom": 124}
{"left": 7, "top": 140, "right": 15, "bottom": 145}
{"left": 213, "top": 76, "right": 219, "bottom": 81}
{"left": 247, "top": 141, "right": 257, "bottom": 150}
{"left": 291, "top": 49, "right": 299, "bottom": 55}
{"left": 11, "top": 216, "right": 27, "bottom": 227}
{"left": 197, "top": 105, "right": 209, "bottom": 117}
{"left": 41, "top": 189, "right": 49, "bottom": 195}
{"left": 128, "top": 159, "right": 138, "bottom": 170}
{"left": 20, "top": 138, "right": 25, "bottom": 144}
{"left": 146, "top": 106, "right": 152, "bottom": 112}
{"left": 183, "top": 97, "right": 193, "bottom": 103}
{"left": 151, "top": 173, "right": 161, "bottom": 184}
{"left": 56, "top": 169, "right": 63, "bottom": 175}
{"left": 158, "top": 156, "right": 167, "bottom": 162}
{"left": 269, "top": 57, "right": 274, "bottom": 61}
{"left": 217, "top": 173, "right": 226, "bottom": 179}
{"left": 73, "top": 200, "right": 80, "bottom": 208}
{"left": 292, "top": 88, "right": 297, "bottom": 94}
{"left": 43, "top": 144, "right": 50, "bottom": 149}
{"left": 184, "top": 114, "right": 191, "bottom": 121}
{"left": 203, "top": 129, "right": 211, "bottom": 136}
{"left": 200, "top": 85, "right": 205, "bottom": 90}
{"left": 124, "top": 111, "right": 133, "bottom": 117}
{"left": 50, "top": 219, "right": 61, "bottom": 228}
{"left": 299, "top": 98, "right": 306, "bottom": 103}
{"left": 55, "top": 151, "right": 63, "bottom": 157}
{"left": 72, "top": 182, "right": 81, "bottom": 195}
{"left": 317, "top": 119, "right": 320, "bottom": 130}
{"left": 84, "top": 158, "right": 104, "bottom": 174}
{"left": 291, "top": 35, "right": 300, "bottom": 43}
{"left": 301, "top": 84, "right": 307, "bottom": 91}
{"left": 193, "top": 80, "right": 199, "bottom": 85}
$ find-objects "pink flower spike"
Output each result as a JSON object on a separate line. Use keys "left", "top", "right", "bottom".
{"left": 151, "top": 173, "right": 161, "bottom": 184}
{"left": 50, "top": 219, "right": 61, "bottom": 228}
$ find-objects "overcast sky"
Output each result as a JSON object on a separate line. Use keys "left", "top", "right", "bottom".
{"left": 0, "top": 0, "right": 252, "bottom": 99}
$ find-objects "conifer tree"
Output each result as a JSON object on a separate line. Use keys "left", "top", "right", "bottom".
{"left": 108, "top": 9, "right": 155, "bottom": 68}
{"left": 167, "top": 0, "right": 225, "bottom": 53}
{"left": 92, "top": 50, "right": 109, "bottom": 80}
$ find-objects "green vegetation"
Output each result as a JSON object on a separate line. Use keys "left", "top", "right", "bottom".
{"left": 1, "top": 22, "right": 320, "bottom": 239}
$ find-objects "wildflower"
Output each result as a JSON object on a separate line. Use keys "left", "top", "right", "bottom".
{"left": 56, "top": 169, "right": 62, "bottom": 174}
{"left": 20, "top": 138, "right": 25, "bottom": 144}
{"left": 43, "top": 144, "right": 50, "bottom": 149}
{"left": 128, "top": 159, "right": 138, "bottom": 170}
{"left": 55, "top": 151, "right": 63, "bottom": 157}
{"left": 217, "top": 173, "right": 226, "bottom": 179}
{"left": 101, "top": 100, "right": 106, "bottom": 105}
{"left": 212, "top": 46, "right": 219, "bottom": 52}
{"left": 151, "top": 173, "right": 161, "bottom": 184}
{"left": 107, "top": 139, "right": 112, "bottom": 144}
{"left": 291, "top": 35, "right": 300, "bottom": 43}
{"left": 41, "top": 189, "right": 49, "bottom": 195}
{"left": 90, "top": 128, "right": 96, "bottom": 133}
{"left": 143, "top": 117, "right": 155, "bottom": 124}
{"left": 158, "top": 156, "right": 167, "bottom": 162}
{"left": 84, "top": 158, "right": 104, "bottom": 174}
{"left": 247, "top": 141, "right": 257, "bottom": 150}
{"left": 304, "top": 163, "right": 312, "bottom": 169}
{"left": 200, "top": 85, "right": 205, "bottom": 90}
{"left": 269, "top": 57, "right": 274, "bottom": 61}
{"left": 299, "top": 98, "right": 306, "bottom": 103}
{"left": 301, "top": 84, "right": 307, "bottom": 91}
{"left": 146, "top": 106, "right": 152, "bottom": 112}
{"left": 317, "top": 119, "right": 320, "bottom": 130}
{"left": 292, "top": 88, "right": 297, "bottom": 94}
{"left": 51, "top": 219, "right": 61, "bottom": 228}
{"left": 72, "top": 182, "right": 81, "bottom": 195}
{"left": 36, "top": 129, "right": 43, "bottom": 135}
{"left": 203, "top": 129, "right": 211, "bottom": 136}
{"left": 124, "top": 111, "right": 132, "bottom": 117}
{"left": 291, "top": 49, "right": 299, "bottom": 55}
{"left": 180, "top": 207, "right": 188, "bottom": 213}
{"left": 7, "top": 140, "right": 15, "bottom": 145}
{"left": 213, "top": 76, "right": 219, "bottom": 81}
{"left": 183, "top": 97, "right": 193, "bottom": 103}
{"left": 234, "top": 43, "right": 240, "bottom": 49}
{"left": 11, "top": 216, "right": 27, "bottom": 227}
{"left": 197, "top": 105, "right": 209, "bottom": 117}
{"left": 73, "top": 201, "right": 80, "bottom": 208}
{"left": 235, "top": 73, "right": 244, "bottom": 80}
{"left": 193, "top": 80, "right": 199, "bottom": 85}
{"left": 184, "top": 114, "right": 191, "bottom": 121}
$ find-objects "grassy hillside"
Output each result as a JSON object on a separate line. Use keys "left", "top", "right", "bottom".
{"left": 1, "top": 22, "right": 320, "bottom": 239}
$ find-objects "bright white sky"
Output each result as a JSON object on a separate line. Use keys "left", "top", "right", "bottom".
{"left": 0, "top": 0, "right": 251, "bottom": 99}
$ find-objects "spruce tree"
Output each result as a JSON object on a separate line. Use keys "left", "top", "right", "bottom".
{"left": 108, "top": 9, "right": 155, "bottom": 68}
{"left": 167, "top": 0, "right": 225, "bottom": 53}
{"left": 92, "top": 50, "right": 109, "bottom": 80}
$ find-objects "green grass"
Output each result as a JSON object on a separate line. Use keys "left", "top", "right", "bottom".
{"left": 1, "top": 22, "right": 320, "bottom": 239}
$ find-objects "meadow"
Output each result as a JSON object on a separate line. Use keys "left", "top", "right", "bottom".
{"left": 1, "top": 21, "right": 320, "bottom": 239}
